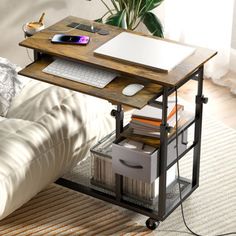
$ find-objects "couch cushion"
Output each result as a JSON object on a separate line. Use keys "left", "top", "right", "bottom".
{"left": 0, "top": 57, "right": 25, "bottom": 116}
{"left": 1, "top": 79, "right": 117, "bottom": 220}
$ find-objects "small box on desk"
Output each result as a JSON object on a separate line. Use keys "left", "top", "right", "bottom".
{"left": 90, "top": 131, "right": 187, "bottom": 204}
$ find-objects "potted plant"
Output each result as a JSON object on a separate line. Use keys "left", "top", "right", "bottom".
{"left": 95, "top": 0, "right": 164, "bottom": 37}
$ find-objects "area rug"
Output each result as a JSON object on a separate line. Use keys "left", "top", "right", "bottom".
{"left": 0, "top": 184, "right": 153, "bottom": 236}
{"left": 0, "top": 115, "right": 235, "bottom": 236}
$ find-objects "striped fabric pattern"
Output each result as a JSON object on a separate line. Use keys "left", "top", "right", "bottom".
{"left": 0, "top": 184, "right": 153, "bottom": 236}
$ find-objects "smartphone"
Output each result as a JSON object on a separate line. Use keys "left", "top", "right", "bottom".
{"left": 51, "top": 34, "right": 90, "bottom": 45}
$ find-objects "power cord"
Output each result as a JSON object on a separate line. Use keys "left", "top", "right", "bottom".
{"left": 174, "top": 88, "right": 236, "bottom": 236}
{"left": 21, "top": 24, "right": 34, "bottom": 62}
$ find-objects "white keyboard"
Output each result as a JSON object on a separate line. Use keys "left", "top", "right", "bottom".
{"left": 43, "top": 58, "right": 117, "bottom": 88}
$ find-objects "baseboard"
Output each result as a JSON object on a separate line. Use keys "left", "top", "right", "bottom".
{"left": 230, "top": 48, "right": 236, "bottom": 72}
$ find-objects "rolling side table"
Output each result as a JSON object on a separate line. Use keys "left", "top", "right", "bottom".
{"left": 18, "top": 16, "right": 217, "bottom": 229}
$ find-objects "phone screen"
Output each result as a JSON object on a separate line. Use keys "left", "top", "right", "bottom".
{"left": 51, "top": 34, "right": 90, "bottom": 45}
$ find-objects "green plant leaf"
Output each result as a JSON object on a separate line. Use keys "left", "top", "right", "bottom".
{"left": 139, "top": 0, "right": 164, "bottom": 15}
{"left": 105, "top": 10, "right": 126, "bottom": 28}
{"left": 110, "top": 0, "right": 119, "bottom": 11}
{"left": 116, "top": 0, "right": 126, "bottom": 11}
{"left": 142, "top": 12, "right": 163, "bottom": 37}
{"left": 147, "top": 0, "right": 164, "bottom": 11}
{"left": 100, "top": 0, "right": 113, "bottom": 15}
{"left": 139, "top": 0, "right": 147, "bottom": 12}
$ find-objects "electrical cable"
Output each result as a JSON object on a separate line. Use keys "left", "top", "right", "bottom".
{"left": 21, "top": 25, "right": 34, "bottom": 62}
{"left": 174, "top": 88, "right": 236, "bottom": 236}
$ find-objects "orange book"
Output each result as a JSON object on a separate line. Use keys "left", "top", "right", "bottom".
{"left": 131, "top": 104, "right": 183, "bottom": 128}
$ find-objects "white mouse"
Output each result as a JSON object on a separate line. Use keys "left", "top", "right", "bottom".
{"left": 122, "top": 83, "right": 144, "bottom": 96}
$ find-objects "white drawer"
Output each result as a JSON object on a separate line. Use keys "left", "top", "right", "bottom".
{"left": 112, "top": 130, "right": 188, "bottom": 183}
{"left": 112, "top": 138, "right": 159, "bottom": 183}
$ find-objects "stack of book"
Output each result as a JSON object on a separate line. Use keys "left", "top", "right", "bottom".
{"left": 130, "top": 98, "right": 184, "bottom": 138}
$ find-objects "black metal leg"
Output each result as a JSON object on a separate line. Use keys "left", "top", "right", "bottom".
{"left": 158, "top": 88, "right": 169, "bottom": 218}
{"left": 192, "top": 66, "right": 206, "bottom": 187}
{"left": 33, "top": 50, "right": 41, "bottom": 61}
{"left": 115, "top": 105, "right": 124, "bottom": 138}
{"left": 111, "top": 104, "right": 124, "bottom": 201}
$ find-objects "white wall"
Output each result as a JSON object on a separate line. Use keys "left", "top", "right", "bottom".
{"left": 1, "top": 1, "right": 235, "bottom": 68}
{"left": 231, "top": 1, "right": 236, "bottom": 49}
{"left": 0, "top": 0, "right": 107, "bottom": 67}
{"left": 230, "top": 1, "right": 236, "bottom": 72}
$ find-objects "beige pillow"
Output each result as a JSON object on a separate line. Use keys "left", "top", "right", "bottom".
{"left": 0, "top": 57, "right": 22, "bottom": 116}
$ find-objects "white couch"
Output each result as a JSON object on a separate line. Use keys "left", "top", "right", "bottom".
{"left": 0, "top": 70, "right": 117, "bottom": 220}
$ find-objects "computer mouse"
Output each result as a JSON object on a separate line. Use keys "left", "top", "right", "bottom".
{"left": 122, "top": 83, "right": 144, "bottom": 96}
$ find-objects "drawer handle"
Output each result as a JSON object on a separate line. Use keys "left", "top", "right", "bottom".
{"left": 119, "top": 159, "right": 143, "bottom": 169}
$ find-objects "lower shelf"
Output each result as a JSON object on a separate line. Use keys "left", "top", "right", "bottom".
{"left": 59, "top": 156, "right": 197, "bottom": 221}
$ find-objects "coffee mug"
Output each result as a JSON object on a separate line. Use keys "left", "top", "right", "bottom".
{"left": 24, "top": 22, "right": 45, "bottom": 36}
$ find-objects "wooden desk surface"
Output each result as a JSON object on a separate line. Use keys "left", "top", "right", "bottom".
{"left": 19, "top": 16, "right": 217, "bottom": 87}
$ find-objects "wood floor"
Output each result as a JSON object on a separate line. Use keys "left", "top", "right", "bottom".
{"left": 178, "top": 78, "right": 236, "bottom": 130}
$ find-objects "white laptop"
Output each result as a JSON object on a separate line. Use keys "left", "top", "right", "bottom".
{"left": 94, "top": 32, "right": 196, "bottom": 72}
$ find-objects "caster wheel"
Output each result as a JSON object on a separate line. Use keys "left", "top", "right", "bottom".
{"left": 145, "top": 218, "right": 160, "bottom": 230}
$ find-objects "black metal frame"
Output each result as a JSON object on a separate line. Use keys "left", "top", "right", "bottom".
{"left": 33, "top": 49, "right": 205, "bottom": 223}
